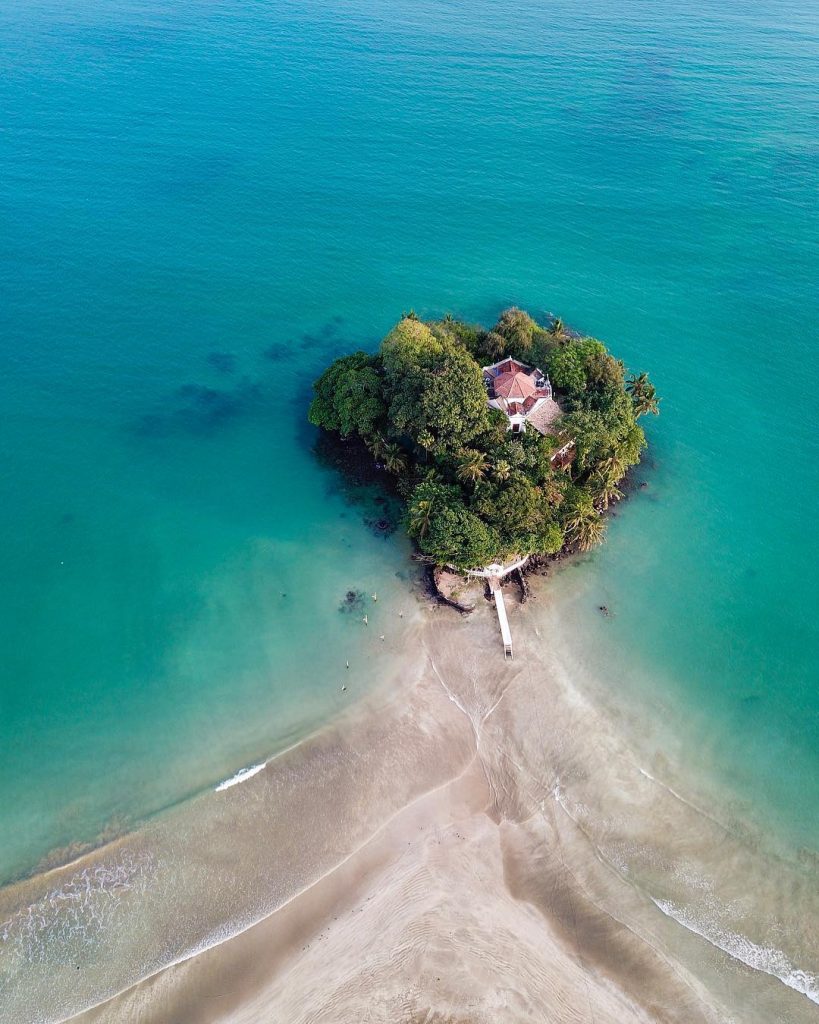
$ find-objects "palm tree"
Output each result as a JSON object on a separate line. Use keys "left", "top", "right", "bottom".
{"left": 626, "top": 373, "right": 660, "bottom": 417}
{"left": 456, "top": 449, "right": 489, "bottom": 486}
{"left": 575, "top": 513, "right": 606, "bottom": 550}
{"left": 596, "top": 452, "right": 626, "bottom": 484}
{"left": 408, "top": 498, "right": 435, "bottom": 540}
{"left": 592, "top": 474, "right": 624, "bottom": 510}
{"left": 367, "top": 433, "right": 388, "bottom": 463}
{"left": 550, "top": 316, "right": 567, "bottom": 341}
{"left": 633, "top": 383, "right": 660, "bottom": 417}
{"left": 626, "top": 372, "right": 648, "bottom": 398}
{"left": 492, "top": 458, "right": 511, "bottom": 482}
{"left": 416, "top": 429, "right": 435, "bottom": 462}
{"left": 565, "top": 501, "right": 607, "bottom": 551}
{"left": 382, "top": 442, "right": 407, "bottom": 475}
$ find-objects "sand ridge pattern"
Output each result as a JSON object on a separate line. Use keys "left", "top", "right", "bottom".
{"left": 5, "top": 595, "right": 818, "bottom": 1023}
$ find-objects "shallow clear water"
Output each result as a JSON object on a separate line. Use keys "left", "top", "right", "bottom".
{"left": 1, "top": 0, "right": 817, "bottom": 896}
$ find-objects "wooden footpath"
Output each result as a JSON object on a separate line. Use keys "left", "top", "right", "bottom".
{"left": 488, "top": 576, "right": 514, "bottom": 660}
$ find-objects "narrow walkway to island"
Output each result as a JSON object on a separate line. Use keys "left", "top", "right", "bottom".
{"left": 488, "top": 577, "right": 513, "bottom": 659}
{"left": 466, "top": 556, "right": 528, "bottom": 658}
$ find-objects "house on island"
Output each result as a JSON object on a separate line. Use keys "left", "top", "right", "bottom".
{"left": 482, "top": 356, "right": 574, "bottom": 468}
{"left": 472, "top": 358, "right": 578, "bottom": 658}
{"left": 482, "top": 357, "right": 559, "bottom": 435}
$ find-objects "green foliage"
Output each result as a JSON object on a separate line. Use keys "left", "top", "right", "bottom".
{"left": 562, "top": 488, "right": 607, "bottom": 551}
{"left": 381, "top": 318, "right": 489, "bottom": 452}
{"left": 309, "top": 308, "right": 655, "bottom": 567}
{"left": 483, "top": 330, "right": 506, "bottom": 361}
{"left": 493, "top": 307, "right": 537, "bottom": 354}
{"left": 381, "top": 441, "right": 407, "bottom": 475}
{"left": 407, "top": 481, "right": 499, "bottom": 570}
{"left": 308, "top": 352, "right": 386, "bottom": 438}
{"left": 430, "top": 317, "right": 484, "bottom": 357}
{"left": 546, "top": 337, "right": 605, "bottom": 398}
{"left": 473, "top": 472, "right": 564, "bottom": 557}
{"left": 527, "top": 327, "right": 559, "bottom": 373}
{"left": 562, "top": 407, "right": 646, "bottom": 479}
{"left": 456, "top": 448, "right": 490, "bottom": 486}
{"left": 626, "top": 372, "right": 661, "bottom": 417}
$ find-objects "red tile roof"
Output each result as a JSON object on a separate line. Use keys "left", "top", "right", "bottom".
{"left": 493, "top": 370, "right": 540, "bottom": 400}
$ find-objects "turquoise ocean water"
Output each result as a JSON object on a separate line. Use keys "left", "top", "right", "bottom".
{"left": 1, "top": 0, "right": 817, "bottom": 905}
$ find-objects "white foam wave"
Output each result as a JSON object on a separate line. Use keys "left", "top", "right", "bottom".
{"left": 652, "top": 897, "right": 819, "bottom": 1005}
{"left": 215, "top": 762, "right": 266, "bottom": 792}
{"left": 0, "top": 850, "right": 155, "bottom": 964}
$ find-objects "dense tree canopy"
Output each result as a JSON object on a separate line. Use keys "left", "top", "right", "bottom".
{"left": 308, "top": 352, "right": 386, "bottom": 438}
{"left": 308, "top": 309, "right": 656, "bottom": 570}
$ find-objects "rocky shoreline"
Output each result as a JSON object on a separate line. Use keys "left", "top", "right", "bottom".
{"left": 426, "top": 458, "right": 652, "bottom": 615}
{"left": 319, "top": 426, "right": 652, "bottom": 620}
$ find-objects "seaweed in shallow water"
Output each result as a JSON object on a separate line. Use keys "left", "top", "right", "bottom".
{"left": 206, "top": 351, "right": 237, "bottom": 374}
{"left": 131, "top": 380, "right": 263, "bottom": 438}
{"left": 339, "top": 590, "right": 366, "bottom": 615}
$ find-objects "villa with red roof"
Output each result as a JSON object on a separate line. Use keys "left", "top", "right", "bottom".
{"left": 482, "top": 357, "right": 562, "bottom": 435}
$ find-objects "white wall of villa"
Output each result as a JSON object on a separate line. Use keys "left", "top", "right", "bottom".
{"left": 482, "top": 356, "right": 554, "bottom": 434}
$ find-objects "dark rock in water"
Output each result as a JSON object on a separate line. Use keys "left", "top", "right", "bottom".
{"left": 207, "top": 351, "right": 237, "bottom": 374}
{"left": 364, "top": 516, "right": 396, "bottom": 537}
{"left": 313, "top": 433, "right": 384, "bottom": 489}
{"left": 513, "top": 568, "right": 530, "bottom": 604}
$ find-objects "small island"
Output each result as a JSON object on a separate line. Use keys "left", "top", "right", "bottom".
{"left": 309, "top": 307, "right": 658, "bottom": 653}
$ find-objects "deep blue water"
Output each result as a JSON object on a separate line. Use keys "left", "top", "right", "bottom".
{"left": 0, "top": 0, "right": 817, "bottom": 882}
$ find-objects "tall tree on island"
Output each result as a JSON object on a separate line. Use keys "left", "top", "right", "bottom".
{"left": 381, "top": 318, "right": 490, "bottom": 453}
{"left": 563, "top": 492, "right": 607, "bottom": 551}
{"left": 456, "top": 449, "right": 490, "bottom": 486}
{"left": 626, "top": 372, "right": 660, "bottom": 417}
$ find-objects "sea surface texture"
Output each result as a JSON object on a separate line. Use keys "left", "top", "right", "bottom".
{"left": 0, "top": 0, "right": 817, "bottom": 1020}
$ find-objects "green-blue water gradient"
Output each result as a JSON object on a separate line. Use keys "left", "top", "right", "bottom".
{"left": 0, "top": 0, "right": 817, "bottom": 881}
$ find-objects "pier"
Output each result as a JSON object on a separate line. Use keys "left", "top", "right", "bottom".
{"left": 466, "top": 556, "right": 528, "bottom": 659}
{"left": 488, "top": 576, "right": 513, "bottom": 659}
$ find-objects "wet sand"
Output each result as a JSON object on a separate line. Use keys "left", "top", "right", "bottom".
{"left": 3, "top": 587, "right": 817, "bottom": 1024}
{"left": 75, "top": 764, "right": 659, "bottom": 1024}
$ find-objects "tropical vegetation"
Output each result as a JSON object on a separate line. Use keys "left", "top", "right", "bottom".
{"left": 308, "top": 308, "right": 657, "bottom": 571}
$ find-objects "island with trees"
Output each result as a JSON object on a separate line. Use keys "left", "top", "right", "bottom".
{"left": 308, "top": 308, "right": 658, "bottom": 577}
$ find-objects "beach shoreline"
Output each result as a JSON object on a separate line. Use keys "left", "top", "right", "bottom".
{"left": 2, "top": 575, "right": 815, "bottom": 1024}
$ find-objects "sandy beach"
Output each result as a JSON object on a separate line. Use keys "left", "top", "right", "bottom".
{"left": 75, "top": 764, "right": 659, "bottom": 1024}
{"left": 9, "top": 582, "right": 800, "bottom": 1024}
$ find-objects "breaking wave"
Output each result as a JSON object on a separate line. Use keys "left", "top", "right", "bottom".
{"left": 215, "top": 763, "right": 266, "bottom": 791}
{"left": 652, "top": 897, "right": 819, "bottom": 1005}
